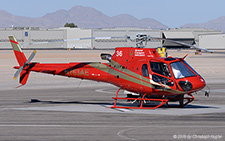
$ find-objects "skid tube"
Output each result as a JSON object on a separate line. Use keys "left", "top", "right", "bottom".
{"left": 111, "top": 88, "right": 168, "bottom": 109}
{"left": 166, "top": 94, "right": 195, "bottom": 108}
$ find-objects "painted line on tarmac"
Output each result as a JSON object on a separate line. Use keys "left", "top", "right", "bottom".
{"left": 117, "top": 127, "right": 141, "bottom": 141}
{"left": 0, "top": 125, "right": 225, "bottom": 128}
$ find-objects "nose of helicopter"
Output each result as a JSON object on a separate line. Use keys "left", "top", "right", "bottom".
{"left": 178, "top": 76, "right": 206, "bottom": 92}
{"left": 194, "top": 77, "right": 206, "bottom": 91}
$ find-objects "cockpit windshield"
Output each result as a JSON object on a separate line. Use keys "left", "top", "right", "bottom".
{"left": 170, "top": 61, "right": 196, "bottom": 79}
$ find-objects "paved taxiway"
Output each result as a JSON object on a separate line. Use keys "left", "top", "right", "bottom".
{"left": 0, "top": 50, "right": 225, "bottom": 140}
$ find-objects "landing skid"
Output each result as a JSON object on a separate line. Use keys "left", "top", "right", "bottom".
{"left": 111, "top": 89, "right": 195, "bottom": 109}
{"left": 166, "top": 94, "right": 195, "bottom": 108}
{"left": 111, "top": 88, "right": 168, "bottom": 109}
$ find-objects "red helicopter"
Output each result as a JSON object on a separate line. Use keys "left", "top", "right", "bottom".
{"left": 9, "top": 34, "right": 209, "bottom": 109}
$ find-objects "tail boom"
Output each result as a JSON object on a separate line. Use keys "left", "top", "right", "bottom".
{"left": 9, "top": 35, "right": 109, "bottom": 86}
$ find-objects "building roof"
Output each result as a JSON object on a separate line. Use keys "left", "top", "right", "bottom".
{"left": 163, "top": 31, "right": 194, "bottom": 39}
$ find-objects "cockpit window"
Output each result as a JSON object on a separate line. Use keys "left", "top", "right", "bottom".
{"left": 150, "top": 61, "right": 171, "bottom": 77}
{"left": 170, "top": 61, "right": 196, "bottom": 79}
{"left": 183, "top": 60, "right": 199, "bottom": 76}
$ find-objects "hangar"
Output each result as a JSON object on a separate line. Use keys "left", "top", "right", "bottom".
{"left": 0, "top": 27, "right": 222, "bottom": 49}
{"left": 0, "top": 27, "right": 65, "bottom": 49}
{"left": 161, "top": 28, "right": 222, "bottom": 48}
{"left": 199, "top": 33, "right": 225, "bottom": 49}
{"left": 162, "top": 31, "right": 195, "bottom": 48}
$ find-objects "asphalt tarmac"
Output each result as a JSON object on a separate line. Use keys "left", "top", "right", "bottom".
{"left": 0, "top": 50, "right": 225, "bottom": 141}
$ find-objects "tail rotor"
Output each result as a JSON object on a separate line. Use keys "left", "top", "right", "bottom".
{"left": 13, "top": 50, "right": 36, "bottom": 80}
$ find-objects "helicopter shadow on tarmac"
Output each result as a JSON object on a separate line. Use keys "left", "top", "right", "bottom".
{"left": 28, "top": 99, "right": 218, "bottom": 110}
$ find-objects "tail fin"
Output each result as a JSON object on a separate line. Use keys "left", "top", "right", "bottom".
{"left": 19, "top": 70, "right": 30, "bottom": 86}
{"left": 9, "top": 36, "right": 31, "bottom": 86}
{"left": 9, "top": 36, "right": 27, "bottom": 66}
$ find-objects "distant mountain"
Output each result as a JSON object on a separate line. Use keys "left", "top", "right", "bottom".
{"left": 181, "top": 16, "right": 225, "bottom": 32}
{"left": 110, "top": 14, "right": 166, "bottom": 28}
{"left": 0, "top": 6, "right": 168, "bottom": 29}
{"left": 0, "top": 10, "right": 40, "bottom": 27}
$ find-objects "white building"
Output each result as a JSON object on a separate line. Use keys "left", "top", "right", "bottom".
{"left": 0, "top": 27, "right": 223, "bottom": 50}
{"left": 92, "top": 27, "right": 161, "bottom": 48}
{"left": 199, "top": 34, "right": 225, "bottom": 49}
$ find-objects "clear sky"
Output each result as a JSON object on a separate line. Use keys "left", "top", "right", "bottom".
{"left": 0, "top": 0, "right": 224, "bottom": 28}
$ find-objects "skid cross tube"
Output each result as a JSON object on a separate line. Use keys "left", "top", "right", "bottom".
{"left": 111, "top": 88, "right": 168, "bottom": 109}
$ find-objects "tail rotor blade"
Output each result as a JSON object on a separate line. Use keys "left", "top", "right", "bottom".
{"left": 26, "top": 50, "right": 37, "bottom": 64}
{"left": 13, "top": 66, "right": 24, "bottom": 80}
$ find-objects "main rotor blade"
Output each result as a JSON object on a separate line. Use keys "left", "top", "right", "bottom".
{"left": 148, "top": 37, "right": 214, "bottom": 53}
{"left": 22, "top": 36, "right": 127, "bottom": 46}
{"left": 166, "top": 40, "right": 214, "bottom": 53}
{"left": 13, "top": 66, "right": 24, "bottom": 80}
{"left": 26, "top": 50, "right": 37, "bottom": 64}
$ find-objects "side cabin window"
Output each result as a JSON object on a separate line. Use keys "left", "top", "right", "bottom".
{"left": 150, "top": 61, "right": 171, "bottom": 78}
{"left": 142, "top": 64, "right": 149, "bottom": 77}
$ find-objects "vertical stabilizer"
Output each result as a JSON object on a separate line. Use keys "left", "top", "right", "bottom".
{"left": 9, "top": 36, "right": 27, "bottom": 66}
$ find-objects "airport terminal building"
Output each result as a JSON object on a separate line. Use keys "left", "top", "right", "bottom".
{"left": 0, "top": 27, "right": 223, "bottom": 49}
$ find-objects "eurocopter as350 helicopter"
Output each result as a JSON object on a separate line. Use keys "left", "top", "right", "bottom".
{"left": 10, "top": 34, "right": 210, "bottom": 109}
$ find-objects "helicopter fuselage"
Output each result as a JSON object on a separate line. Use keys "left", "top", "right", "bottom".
{"left": 15, "top": 47, "right": 205, "bottom": 98}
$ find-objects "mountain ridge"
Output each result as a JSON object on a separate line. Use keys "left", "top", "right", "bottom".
{"left": 181, "top": 16, "right": 225, "bottom": 32}
{"left": 0, "top": 6, "right": 168, "bottom": 29}
{"left": 0, "top": 6, "right": 225, "bottom": 32}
